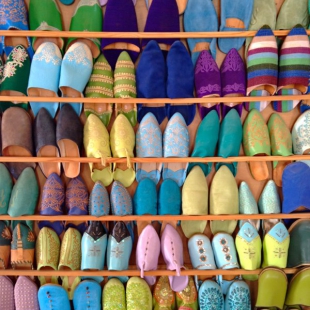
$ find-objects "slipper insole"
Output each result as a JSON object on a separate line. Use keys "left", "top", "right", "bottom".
{"left": 103, "top": 43, "right": 140, "bottom": 53}
{"left": 273, "top": 161, "right": 291, "bottom": 187}
{"left": 249, "top": 160, "right": 269, "bottom": 181}
{"left": 38, "top": 145, "right": 61, "bottom": 177}
{"left": 5, "top": 37, "right": 29, "bottom": 50}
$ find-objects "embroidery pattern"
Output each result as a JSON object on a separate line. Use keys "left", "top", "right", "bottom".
{"left": 176, "top": 277, "right": 197, "bottom": 304}
{"left": 222, "top": 83, "right": 245, "bottom": 93}
{"left": 36, "top": 21, "right": 61, "bottom": 32}
{"left": 66, "top": 178, "right": 88, "bottom": 214}
{"left": 227, "top": 286, "right": 251, "bottom": 310}
{"left": 198, "top": 84, "right": 221, "bottom": 96}
{"left": 219, "top": 238, "right": 233, "bottom": 262}
{"left": 269, "top": 116, "right": 292, "bottom": 153}
{"left": 195, "top": 51, "right": 219, "bottom": 74}
{"left": 116, "top": 60, "right": 134, "bottom": 69}
{"left": 127, "top": 282, "right": 151, "bottom": 310}
{"left": 1, "top": 226, "right": 11, "bottom": 241}
{"left": 154, "top": 276, "right": 175, "bottom": 306}
{"left": 0, "top": 0, "right": 27, "bottom": 26}
{"left": 65, "top": 44, "right": 92, "bottom": 67}
{"left": 199, "top": 286, "right": 224, "bottom": 310}
{"left": 34, "top": 42, "right": 62, "bottom": 65}
{"left": 74, "top": 0, "right": 99, "bottom": 15}
{"left": 221, "top": 50, "right": 244, "bottom": 73}
{"left": 111, "top": 182, "right": 133, "bottom": 216}
{"left": 85, "top": 86, "right": 114, "bottom": 97}
{"left": 89, "top": 182, "right": 110, "bottom": 216}
{"left": 293, "top": 112, "right": 310, "bottom": 154}
{"left": 102, "top": 282, "right": 126, "bottom": 309}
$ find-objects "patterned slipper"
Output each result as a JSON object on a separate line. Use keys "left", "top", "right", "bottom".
{"left": 195, "top": 50, "right": 221, "bottom": 119}
{"left": 199, "top": 280, "right": 224, "bottom": 310}
{"left": 89, "top": 181, "right": 111, "bottom": 217}
{"left": 153, "top": 276, "right": 176, "bottom": 310}
{"left": 0, "top": 276, "right": 14, "bottom": 310}
{"left": 245, "top": 25, "right": 278, "bottom": 112}
{"left": 0, "top": 221, "right": 11, "bottom": 269}
{"left": 14, "top": 276, "right": 39, "bottom": 310}
{"left": 176, "top": 276, "right": 198, "bottom": 310}
{"left": 103, "top": 278, "right": 126, "bottom": 310}
{"left": 126, "top": 277, "right": 152, "bottom": 310}
{"left": 114, "top": 51, "right": 137, "bottom": 127}
{"left": 273, "top": 25, "right": 310, "bottom": 112}
{"left": 85, "top": 54, "right": 114, "bottom": 127}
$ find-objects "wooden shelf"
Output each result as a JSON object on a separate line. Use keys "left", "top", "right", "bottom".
{"left": 1, "top": 94, "right": 310, "bottom": 104}
{"left": 0, "top": 30, "right": 308, "bottom": 39}
{"left": 0, "top": 213, "right": 309, "bottom": 221}
{"left": 0, "top": 268, "right": 299, "bottom": 277}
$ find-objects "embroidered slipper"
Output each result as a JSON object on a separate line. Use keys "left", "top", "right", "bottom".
{"left": 126, "top": 277, "right": 152, "bottom": 310}
{"left": 163, "top": 113, "right": 189, "bottom": 187}
{"left": 56, "top": 104, "right": 83, "bottom": 178}
{"left": 142, "top": 0, "right": 179, "bottom": 52}
{"left": 268, "top": 113, "right": 293, "bottom": 187}
{"left": 29, "top": 0, "right": 64, "bottom": 51}
{"left": 38, "top": 284, "right": 70, "bottom": 310}
{"left": 184, "top": 0, "right": 218, "bottom": 65}
{"left": 188, "top": 110, "right": 219, "bottom": 176}
{"left": 216, "top": 109, "right": 242, "bottom": 176}
{"left": 195, "top": 50, "right": 221, "bottom": 119}
{"left": 136, "top": 112, "right": 162, "bottom": 184}
{"left": 273, "top": 25, "right": 310, "bottom": 112}
{"left": 181, "top": 166, "right": 208, "bottom": 238}
{"left": 0, "top": 276, "right": 14, "bottom": 310}
{"left": 199, "top": 280, "right": 224, "bottom": 310}
{"left": 59, "top": 42, "right": 93, "bottom": 116}
{"left": 103, "top": 278, "right": 126, "bottom": 310}
{"left": 210, "top": 166, "right": 238, "bottom": 235}
{"left": 136, "top": 40, "right": 167, "bottom": 124}
{"left": 110, "top": 114, "right": 136, "bottom": 187}
{"left": 0, "top": 45, "right": 30, "bottom": 112}
{"left": 14, "top": 276, "right": 39, "bottom": 310}
{"left": 1, "top": 107, "right": 36, "bottom": 179}
{"left": 27, "top": 42, "right": 62, "bottom": 118}
{"left": 38, "top": 173, "right": 65, "bottom": 236}
{"left": 85, "top": 54, "right": 114, "bottom": 127}
{"left": 0, "top": 221, "right": 11, "bottom": 269}
{"left": 218, "top": 0, "right": 254, "bottom": 53}
{"left": 34, "top": 108, "right": 61, "bottom": 178}
{"left": 255, "top": 268, "right": 287, "bottom": 309}
{"left": 36, "top": 227, "right": 60, "bottom": 286}
{"left": 245, "top": 25, "right": 278, "bottom": 112}
{"left": 66, "top": 0, "right": 102, "bottom": 59}
{"left": 73, "top": 280, "right": 102, "bottom": 310}
{"left": 84, "top": 114, "right": 113, "bottom": 187}
{"left": 114, "top": 51, "right": 137, "bottom": 127}
{"left": 153, "top": 276, "right": 176, "bottom": 310}
{"left": 58, "top": 228, "right": 82, "bottom": 300}
{"left": 146, "top": 0, "right": 187, "bottom": 14}
{"left": 102, "top": 0, "right": 140, "bottom": 70}
{"left": 176, "top": 276, "right": 198, "bottom": 310}
{"left": 89, "top": 181, "right": 110, "bottom": 217}
{"left": 292, "top": 110, "right": 310, "bottom": 157}
{"left": 245, "top": 0, "right": 277, "bottom": 54}
{"left": 0, "top": 164, "right": 13, "bottom": 216}
{"left": 0, "top": 0, "right": 34, "bottom": 58}
{"left": 166, "top": 41, "right": 196, "bottom": 126}
{"left": 11, "top": 223, "right": 35, "bottom": 270}
{"left": 243, "top": 109, "right": 271, "bottom": 181}
{"left": 220, "top": 49, "right": 246, "bottom": 117}
{"left": 225, "top": 280, "right": 251, "bottom": 310}
{"left": 239, "top": 181, "right": 260, "bottom": 230}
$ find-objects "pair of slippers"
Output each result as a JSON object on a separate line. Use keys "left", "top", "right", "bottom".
{"left": 28, "top": 41, "right": 93, "bottom": 118}
{"left": 184, "top": 0, "right": 254, "bottom": 63}
{"left": 246, "top": 24, "right": 310, "bottom": 113}
{"left": 137, "top": 40, "right": 195, "bottom": 126}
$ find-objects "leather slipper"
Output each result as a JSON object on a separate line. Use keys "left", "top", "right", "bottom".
{"left": 0, "top": 163, "right": 13, "bottom": 216}
{"left": 0, "top": 221, "right": 11, "bottom": 269}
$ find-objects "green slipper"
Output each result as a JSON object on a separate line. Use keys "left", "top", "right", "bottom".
{"left": 85, "top": 54, "right": 114, "bottom": 127}
{"left": 0, "top": 164, "right": 13, "bottom": 215}
{"left": 29, "top": 0, "right": 64, "bottom": 51}
{"left": 66, "top": 0, "right": 103, "bottom": 59}
{"left": 176, "top": 277, "right": 198, "bottom": 310}
{"left": 126, "top": 277, "right": 152, "bottom": 310}
{"left": 114, "top": 51, "right": 137, "bottom": 127}
{"left": 102, "top": 278, "right": 126, "bottom": 310}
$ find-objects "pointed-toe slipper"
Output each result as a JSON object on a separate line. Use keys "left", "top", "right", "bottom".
{"left": 84, "top": 114, "right": 113, "bottom": 187}
{"left": 218, "top": 0, "right": 254, "bottom": 53}
{"left": 136, "top": 40, "right": 167, "bottom": 124}
{"left": 184, "top": 0, "right": 218, "bottom": 65}
{"left": 243, "top": 109, "right": 271, "bottom": 181}
{"left": 85, "top": 54, "right": 114, "bottom": 127}
{"left": 73, "top": 280, "right": 102, "bottom": 310}
{"left": 245, "top": 25, "right": 278, "bottom": 112}
{"left": 34, "top": 108, "right": 61, "bottom": 178}
{"left": 146, "top": 0, "right": 187, "bottom": 15}
{"left": 166, "top": 41, "right": 196, "bottom": 126}
{"left": 27, "top": 42, "right": 62, "bottom": 118}
{"left": 114, "top": 51, "right": 137, "bottom": 127}
{"left": 89, "top": 181, "right": 111, "bottom": 217}
{"left": 195, "top": 50, "right": 221, "bottom": 119}
{"left": 14, "top": 276, "right": 39, "bottom": 310}
{"left": 0, "top": 221, "right": 12, "bottom": 269}
{"left": 0, "top": 163, "right": 13, "bottom": 216}
{"left": 136, "top": 112, "right": 163, "bottom": 184}
{"left": 56, "top": 104, "right": 83, "bottom": 178}
{"left": 273, "top": 25, "right": 310, "bottom": 112}
{"left": 163, "top": 112, "right": 189, "bottom": 187}
{"left": 101, "top": 0, "right": 140, "bottom": 69}
{"left": 59, "top": 42, "right": 93, "bottom": 115}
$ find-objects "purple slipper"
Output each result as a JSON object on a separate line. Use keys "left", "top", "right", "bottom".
{"left": 101, "top": 0, "right": 140, "bottom": 69}
{"left": 142, "top": 0, "right": 180, "bottom": 51}
{"left": 14, "top": 276, "right": 39, "bottom": 310}
{"left": 195, "top": 50, "right": 221, "bottom": 119}
{"left": 220, "top": 48, "right": 246, "bottom": 118}
{"left": 0, "top": 276, "right": 14, "bottom": 310}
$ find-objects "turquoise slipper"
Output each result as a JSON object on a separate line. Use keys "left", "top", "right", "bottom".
{"left": 38, "top": 285, "right": 70, "bottom": 310}
{"left": 199, "top": 280, "right": 224, "bottom": 310}
{"left": 225, "top": 280, "right": 251, "bottom": 310}
{"left": 0, "top": 164, "right": 13, "bottom": 216}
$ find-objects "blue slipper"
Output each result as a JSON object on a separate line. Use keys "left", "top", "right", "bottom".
{"left": 73, "top": 280, "right": 102, "bottom": 310}
{"left": 89, "top": 181, "right": 111, "bottom": 217}
{"left": 28, "top": 42, "right": 62, "bottom": 118}
{"left": 225, "top": 281, "right": 251, "bottom": 310}
{"left": 60, "top": 0, "right": 74, "bottom": 4}
{"left": 199, "top": 280, "right": 224, "bottom": 310}
{"left": 136, "top": 40, "right": 167, "bottom": 124}
{"left": 158, "top": 179, "right": 181, "bottom": 216}
{"left": 38, "top": 284, "right": 70, "bottom": 310}
{"left": 166, "top": 41, "right": 196, "bottom": 126}
{"left": 184, "top": 0, "right": 218, "bottom": 65}
{"left": 218, "top": 0, "right": 254, "bottom": 53}
{"left": 136, "top": 112, "right": 163, "bottom": 184}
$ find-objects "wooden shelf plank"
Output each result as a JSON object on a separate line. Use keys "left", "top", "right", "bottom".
{"left": 0, "top": 30, "right": 308, "bottom": 38}
{"left": 0, "top": 214, "right": 309, "bottom": 221}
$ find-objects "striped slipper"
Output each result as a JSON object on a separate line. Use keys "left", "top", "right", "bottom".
{"left": 85, "top": 54, "right": 114, "bottom": 127}
{"left": 245, "top": 25, "right": 278, "bottom": 112}
{"left": 273, "top": 24, "right": 310, "bottom": 112}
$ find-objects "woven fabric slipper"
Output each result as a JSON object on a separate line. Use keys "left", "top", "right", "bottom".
{"left": 102, "top": 0, "right": 140, "bottom": 69}
{"left": 273, "top": 25, "right": 310, "bottom": 112}
{"left": 184, "top": 0, "right": 218, "bottom": 65}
